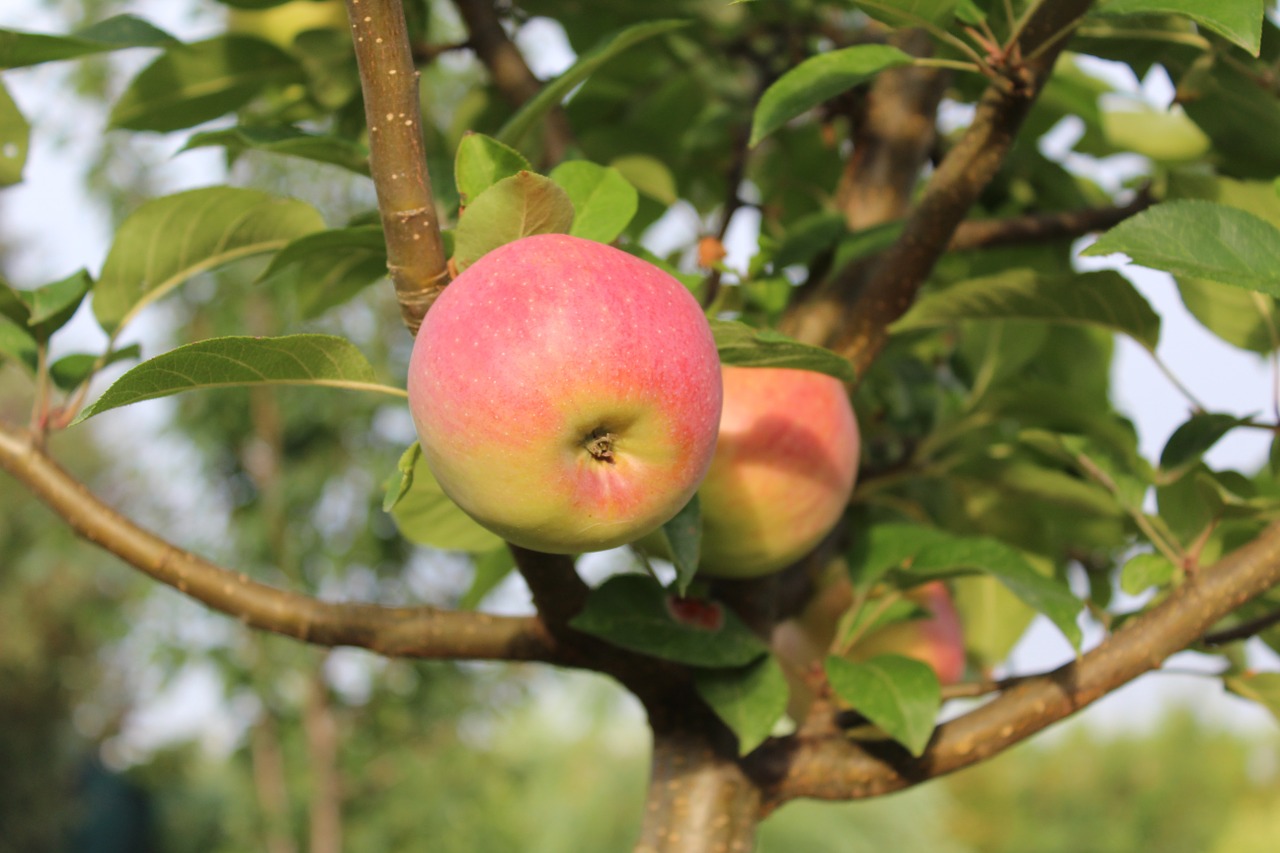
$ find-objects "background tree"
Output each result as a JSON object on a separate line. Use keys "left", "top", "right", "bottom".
{"left": 5, "top": 0, "right": 1280, "bottom": 850}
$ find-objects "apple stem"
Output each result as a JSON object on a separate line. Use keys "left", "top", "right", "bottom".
{"left": 585, "top": 428, "right": 616, "bottom": 463}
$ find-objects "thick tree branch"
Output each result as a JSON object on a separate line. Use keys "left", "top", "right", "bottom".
{"left": 784, "top": 1, "right": 1096, "bottom": 367}
{"left": 948, "top": 189, "right": 1153, "bottom": 252}
{"left": 451, "top": 0, "right": 573, "bottom": 163}
{"left": 749, "top": 520, "right": 1280, "bottom": 809}
{"left": 0, "top": 420, "right": 556, "bottom": 663}
{"left": 346, "top": 0, "right": 451, "bottom": 334}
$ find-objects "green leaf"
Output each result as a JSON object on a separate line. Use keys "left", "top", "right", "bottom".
{"left": 1097, "top": 0, "right": 1264, "bottom": 55}
{"left": 1160, "top": 412, "right": 1250, "bottom": 472}
{"left": 181, "top": 125, "right": 370, "bottom": 175}
{"left": 892, "top": 269, "right": 1162, "bottom": 351}
{"left": 609, "top": 155, "right": 678, "bottom": 205}
{"left": 694, "top": 656, "right": 788, "bottom": 755}
{"left": 846, "top": 523, "right": 952, "bottom": 592}
{"left": 825, "top": 654, "right": 942, "bottom": 757}
{"left": 454, "top": 133, "right": 531, "bottom": 207}
{"left": 711, "top": 319, "right": 856, "bottom": 382}
{"left": 389, "top": 445, "right": 505, "bottom": 553}
{"left": 460, "top": 548, "right": 517, "bottom": 610}
{"left": 1224, "top": 672, "right": 1280, "bottom": 722}
{"left": 550, "top": 161, "right": 638, "bottom": 244}
{"left": 1120, "top": 551, "right": 1178, "bottom": 595}
{"left": 0, "top": 314, "right": 36, "bottom": 371}
{"left": 497, "top": 20, "right": 690, "bottom": 149}
{"left": 750, "top": 45, "right": 914, "bottom": 146}
{"left": 24, "top": 269, "right": 93, "bottom": 340}
{"left": 0, "top": 80, "right": 29, "bottom": 186}
{"left": 257, "top": 225, "right": 387, "bottom": 318}
{"left": 0, "top": 14, "right": 176, "bottom": 69}
{"left": 1082, "top": 201, "right": 1280, "bottom": 298}
{"left": 74, "top": 334, "right": 402, "bottom": 423}
{"left": 94, "top": 187, "right": 325, "bottom": 334}
{"left": 771, "top": 212, "right": 847, "bottom": 269}
{"left": 853, "top": 0, "right": 960, "bottom": 28}
{"left": 569, "top": 575, "right": 768, "bottom": 667}
{"left": 910, "top": 537, "right": 1083, "bottom": 650}
{"left": 49, "top": 345, "right": 142, "bottom": 392}
{"left": 657, "top": 495, "right": 702, "bottom": 597}
{"left": 109, "top": 36, "right": 305, "bottom": 132}
{"left": 452, "top": 172, "right": 575, "bottom": 272}
{"left": 382, "top": 442, "right": 421, "bottom": 513}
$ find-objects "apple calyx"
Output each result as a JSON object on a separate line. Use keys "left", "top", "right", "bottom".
{"left": 584, "top": 427, "right": 617, "bottom": 463}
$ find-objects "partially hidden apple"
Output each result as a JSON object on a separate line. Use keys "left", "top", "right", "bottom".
{"left": 407, "top": 234, "right": 723, "bottom": 554}
{"left": 694, "top": 365, "right": 859, "bottom": 578}
{"left": 846, "top": 581, "right": 966, "bottom": 684}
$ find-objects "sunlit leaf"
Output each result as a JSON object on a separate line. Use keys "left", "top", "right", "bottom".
{"left": 182, "top": 125, "right": 370, "bottom": 175}
{"left": 94, "top": 187, "right": 325, "bottom": 333}
{"left": 711, "top": 319, "right": 855, "bottom": 382}
{"left": 0, "top": 80, "right": 29, "bottom": 186}
{"left": 694, "top": 656, "right": 788, "bottom": 755}
{"left": 258, "top": 225, "right": 387, "bottom": 318}
{"left": 74, "top": 334, "right": 401, "bottom": 422}
{"left": 1096, "top": 0, "right": 1264, "bottom": 55}
{"left": 389, "top": 444, "right": 505, "bottom": 553}
{"left": 550, "top": 161, "right": 638, "bottom": 244}
{"left": 750, "top": 45, "right": 913, "bottom": 146}
{"left": 454, "top": 133, "right": 531, "bottom": 207}
{"left": 826, "top": 654, "right": 942, "bottom": 756}
{"left": 452, "top": 172, "right": 574, "bottom": 271}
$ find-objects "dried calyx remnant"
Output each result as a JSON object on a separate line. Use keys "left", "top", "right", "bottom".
{"left": 585, "top": 427, "right": 617, "bottom": 463}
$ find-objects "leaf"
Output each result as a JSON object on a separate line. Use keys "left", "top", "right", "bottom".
{"left": 1082, "top": 201, "right": 1280, "bottom": 298}
{"left": 771, "top": 212, "right": 848, "bottom": 268}
{"left": 892, "top": 269, "right": 1162, "bottom": 351}
{"left": 0, "top": 314, "right": 36, "bottom": 371}
{"left": 257, "top": 225, "right": 387, "bottom": 318}
{"left": 569, "top": 575, "right": 768, "bottom": 667}
{"left": 74, "top": 334, "right": 402, "bottom": 423}
{"left": 460, "top": 548, "right": 517, "bottom": 609}
{"left": 1224, "top": 672, "right": 1280, "bottom": 723}
{"left": 0, "top": 14, "right": 176, "bottom": 69}
{"left": 609, "top": 155, "right": 678, "bottom": 205}
{"left": 49, "top": 345, "right": 142, "bottom": 391}
{"left": 750, "top": 45, "right": 914, "bottom": 146}
{"left": 94, "top": 187, "right": 325, "bottom": 334}
{"left": 1160, "top": 412, "right": 1251, "bottom": 472}
{"left": 657, "top": 495, "right": 702, "bottom": 597}
{"left": 24, "top": 269, "right": 93, "bottom": 340}
{"left": 181, "top": 125, "right": 370, "bottom": 175}
{"left": 0, "top": 80, "right": 29, "bottom": 186}
{"left": 451, "top": 172, "right": 574, "bottom": 272}
{"left": 825, "top": 654, "right": 942, "bottom": 757}
{"left": 1120, "top": 551, "right": 1178, "bottom": 595}
{"left": 497, "top": 20, "right": 690, "bottom": 149}
{"left": 711, "top": 319, "right": 856, "bottom": 382}
{"left": 853, "top": 0, "right": 960, "bottom": 28}
{"left": 454, "top": 133, "right": 531, "bottom": 207}
{"left": 550, "top": 161, "right": 638, "bottom": 244}
{"left": 382, "top": 442, "right": 421, "bottom": 513}
{"left": 694, "top": 656, "right": 788, "bottom": 755}
{"left": 846, "top": 523, "right": 953, "bottom": 592}
{"left": 109, "top": 36, "right": 305, "bottom": 132}
{"left": 390, "top": 445, "right": 505, "bottom": 553}
{"left": 1097, "top": 0, "right": 1264, "bottom": 55}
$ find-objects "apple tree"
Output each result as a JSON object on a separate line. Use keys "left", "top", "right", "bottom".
{"left": 5, "top": 0, "right": 1280, "bottom": 849}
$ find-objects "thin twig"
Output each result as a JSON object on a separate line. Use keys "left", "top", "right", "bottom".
{"left": 947, "top": 189, "right": 1153, "bottom": 251}
{"left": 1202, "top": 607, "right": 1280, "bottom": 646}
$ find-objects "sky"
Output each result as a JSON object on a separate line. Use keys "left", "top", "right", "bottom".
{"left": 3, "top": 3, "right": 1280, "bottom": 755}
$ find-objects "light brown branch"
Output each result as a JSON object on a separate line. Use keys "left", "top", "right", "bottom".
{"left": 346, "top": 0, "right": 451, "bottom": 334}
{"left": 451, "top": 0, "right": 573, "bottom": 163}
{"left": 0, "top": 419, "right": 556, "bottom": 662}
{"left": 749, "top": 520, "right": 1280, "bottom": 809}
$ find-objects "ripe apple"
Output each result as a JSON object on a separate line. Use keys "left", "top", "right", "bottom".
{"left": 407, "top": 234, "right": 723, "bottom": 554}
{"left": 694, "top": 365, "right": 859, "bottom": 578}
{"left": 846, "top": 581, "right": 966, "bottom": 684}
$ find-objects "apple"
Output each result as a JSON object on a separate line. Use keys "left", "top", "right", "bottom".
{"left": 694, "top": 365, "right": 859, "bottom": 578}
{"left": 846, "top": 581, "right": 966, "bottom": 684}
{"left": 406, "top": 234, "right": 723, "bottom": 555}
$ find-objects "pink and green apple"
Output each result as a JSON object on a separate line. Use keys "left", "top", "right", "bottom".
{"left": 695, "top": 365, "right": 860, "bottom": 578}
{"left": 407, "top": 234, "right": 722, "bottom": 554}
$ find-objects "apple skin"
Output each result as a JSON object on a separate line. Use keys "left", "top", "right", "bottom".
{"left": 407, "top": 234, "right": 723, "bottom": 555}
{"left": 695, "top": 365, "right": 859, "bottom": 578}
{"left": 846, "top": 581, "right": 966, "bottom": 685}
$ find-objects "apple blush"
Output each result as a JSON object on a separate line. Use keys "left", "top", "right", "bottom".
{"left": 407, "top": 234, "right": 723, "bottom": 554}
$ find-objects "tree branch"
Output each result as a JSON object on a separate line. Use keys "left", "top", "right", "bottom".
{"left": 346, "top": 0, "right": 451, "bottom": 335}
{"left": 0, "top": 420, "right": 557, "bottom": 663}
{"left": 947, "top": 189, "right": 1153, "bottom": 252}
{"left": 451, "top": 0, "right": 573, "bottom": 163}
{"left": 1202, "top": 606, "right": 1280, "bottom": 646}
{"left": 749, "top": 519, "right": 1280, "bottom": 809}
{"left": 509, "top": 544, "right": 590, "bottom": 634}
